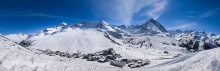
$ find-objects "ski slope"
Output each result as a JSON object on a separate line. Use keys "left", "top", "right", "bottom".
{"left": 144, "top": 47, "right": 220, "bottom": 71}
{"left": 1, "top": 34, "right": 220, "bottom": 71}
{"left": 1, "top": 18, "right": 220, "bottom": 71}
{"left": 5, "top": 33, "right": 28, "bottom": 43}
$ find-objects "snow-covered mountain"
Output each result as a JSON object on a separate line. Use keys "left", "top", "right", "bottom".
{"left": 19, "top": 18, "right": 186, "bottom": 58}
{"left": 133, "top": 18, "right": 168, "bottom": 34}
{"left": 143, "top": 47, "right": 220, "bottom": 71}
{"left": 169, "top": 29, "right": 220, "bottom": 51}
{"left": 5, "top": 33, "right": 29, "bottom": 43}
{"left": 1, "top": 30, "right": 220, "bottom": 71}
{"left": 73, "top": 20, "right": 116, "bottom": 31}
{"left": 19, "top": 18, "right": 220, "bottom": 56}
{"left": 1, "top": 18, "right": 220, "bottom": 71}
{"left": 116, "top": 18, "right": 168, "bottom": 36}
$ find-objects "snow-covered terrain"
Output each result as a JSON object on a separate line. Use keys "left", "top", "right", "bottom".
{"left": 144, "top": 47, "right": 220, "bottom": 71}
{"left": 169, "top": 29, "right": 220, "bottom": 51}
{"left": 5, "top": 33, "right": 28, "bottom": 43}
{"left": 20, "top": 19, "right": 187, "bottom": 59}
{"left": 1, "top": 18, "right": 220, "bottom": 71}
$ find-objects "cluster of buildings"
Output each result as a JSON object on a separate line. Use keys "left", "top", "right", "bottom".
{"left": 40, "top": 48, "right": 150, "bottom": 68}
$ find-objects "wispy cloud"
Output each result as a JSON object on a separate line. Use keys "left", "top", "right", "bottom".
{"left": 174, "top": 8, "right": 220, "bottom": 30}
{"left": 200, "top": 8, "right": 220, "bottom": 18}
{"left": 95, "top": 0, "right": 168, "bottom": 25}
{"left": 110, "top": 0, "right": 152, "bottom": 25}
{"left": 172, "top": 20, "right": 187, "bottom": 24}
{"left": 145, "top": 0, "right": 168, "bottom": 19}
{"left": 112, "top": 0, "right": 150, "bottom": 25}
{"left": 0, "top": 12, "right": 85, "bottom": 21}
{"left": 169, "top": 22, "right": 198, "bottom": 30}
{"left": 169, "top": 20, "right": 209, "bottom": 30}
{"left": 187, "top": 8, "right": 220, "bottom": 18}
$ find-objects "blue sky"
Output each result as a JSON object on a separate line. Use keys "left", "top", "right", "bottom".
{"left": 0, "top": 0, "right": 220, "bottom": 35}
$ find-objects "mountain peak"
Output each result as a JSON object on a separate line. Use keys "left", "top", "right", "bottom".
{"left": 169, "top": 29, "right": 183, "bottom": 34}
{"left": 57, "top": 22, "right": 68, "bottom": 26}
{"left": 118, "top": 24, "right": 134, "bottom": 29}
{"left": 208, "top": 33, "right": 216, "bottom": 37}
{"left": 149, "top": 18, "right": 156, "bottom": 22}
{"left": 98, "top": 20, "right": 109, "bottom": 25}
{"left": 75, "top": 20, "right": 113, "bottom": 30}
{"left": 61, "top": 22, "right": 67, "bottom": 25}
{"left": 209, "top": 33, "right": 215, "bottom": 35}
{"left": 147, "top": 18, "right": 160, "bottom": 25}
{"left": 98, "top": 20, "right": 104, "bottom": 22}
{"left": 135, "top": 18, "right": 168, "bottom": 33}
{"left": 18, "top": 33, "right": 28, "bottom": 36}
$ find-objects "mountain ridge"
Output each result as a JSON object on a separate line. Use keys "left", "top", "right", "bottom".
{"left": 1, "top": 18, "right": 220, "bottom": 71}
{"left": 5, "top": 18, "right": 220, "bottom": 52}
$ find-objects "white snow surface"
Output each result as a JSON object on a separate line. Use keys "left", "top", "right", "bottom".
{"left": 23, "top": 24, "right": 186, "bottom": 59}
{"left": 169, "top": 29, "right": 219, "bottom": 50}
{"left": 25, "top": 28, "right": 124, "bottom": 54}
{"left": 144, "top": 48, "right": 220, "bottom": 71}
{"left": 1, "top": 19, "right": 220, "bottom": 71}
{"left": 1, "top": 34, "right": 220, "bottom": 71}
{"left": 6, "top": 33, "right": 28, "bottom": 43}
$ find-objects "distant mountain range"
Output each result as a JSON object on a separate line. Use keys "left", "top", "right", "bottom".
{"left": 0, "top": 18, "right": 220, "bottom": 71}
{"left": 4, "top": 18, "right": 218, "bottom": 52}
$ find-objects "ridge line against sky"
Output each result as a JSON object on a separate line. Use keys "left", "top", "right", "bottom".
{"left": 0, "top": 0, "right": 220, "bottom": 35}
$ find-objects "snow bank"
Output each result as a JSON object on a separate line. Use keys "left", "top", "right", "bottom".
{"left": 145, "top": 47, "right": 220, "bottom": 71}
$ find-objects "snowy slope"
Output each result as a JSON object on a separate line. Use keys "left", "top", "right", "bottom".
{"left": 6, "top": 33, "right": 28, "bottom": 43}
{"left": 0, "top": 34, "right": 179, "bottom": 71}
{"left": 23, "top": 28, "right": 184, "bottom": 59}
{"left": 1, "top": 18, "right": 220, "bottom": 71}
{"left": 144, "top": 47, "right": 220, "bottom": 71}
{"left": 73, "top": 20, "right": 116, "bottom": 32}
{"left": 2, "top": 33, "right": 220, "bottom": 71}
{"left": 0, "top": 34, "right": 129, "bottom": 71}
{"left": 24, "top": 28, "right": 123, "bottom": 54}
{"left": 169, "top": 30, "right": 220, "bottom": 51}
{"left": 0, "top": 34, "right": 39, "bottom": 71}
{"left": 21, "top": 20, "right": 187, "bottom": 59}
{"left": 133, "top": 18, "right": 168, "bottom": 35}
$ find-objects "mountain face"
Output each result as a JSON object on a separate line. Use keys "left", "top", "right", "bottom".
{"left": 5, "top": 33, "right": 29, "bottom": 43}
{"left": 73, "top": 20, "right": 116, "bottom": 31}
{"left": 116, "top": 18, "right": 168, "bottom": 36}
{"left": 134, "top": 18, "right": 167, "bottom": 33}
{"left": 18, "top": 18, "right": 220, "bottom": 52}
{"left": 19, "top": 18, "right": 185, "bottom": 58}
{"left": 170, "top": 30, "right": 220, "bottom": 51}
{"left": 1, "top": 18, "right": 220, "bottom": 71}
{"left": 117, "top": 24, "right": 134, "bottom": 29}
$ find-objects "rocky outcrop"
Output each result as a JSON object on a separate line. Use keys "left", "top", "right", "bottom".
{"left": 104, "top": 32, "right": 121, "bottom": 45}
{"left": 107, "top": 31, "right": 122, "bottom": 39}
